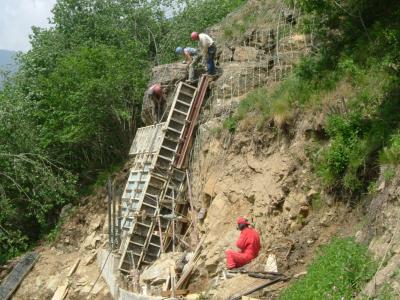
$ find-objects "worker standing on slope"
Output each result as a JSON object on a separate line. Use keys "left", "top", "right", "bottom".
{"left": 225, "top": 217, "right": 261, "bottom": 269}
{"left": 147, "top": 83, "right": 165, "bottom": 123}
{"left": 190, "top": 32, "right": 217, "bottom": 77}
{"left": 176, "top": 46, "right": 201, "bottom": 83}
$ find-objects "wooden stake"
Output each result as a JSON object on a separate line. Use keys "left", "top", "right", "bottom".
{"left": 156, "top": 197, "right": 164, "bottom": 253}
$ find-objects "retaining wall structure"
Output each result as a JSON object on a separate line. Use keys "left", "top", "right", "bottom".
{"left": 118, "top": 77, "right": 210, "bottom": 275}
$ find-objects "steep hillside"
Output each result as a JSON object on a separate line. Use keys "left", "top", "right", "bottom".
{"left": 3, "top": 0, "right": 400, "bottom": 299}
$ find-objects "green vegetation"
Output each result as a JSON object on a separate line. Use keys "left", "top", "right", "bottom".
{"left": 0, "top": 0, "right": 246, "bottom": 264}
{"left": 223, "top": 87, "right": 271, "bottom": 133}
{"left": 222, "top": 0, "right": 400, "bottom": 198}
{"left": 219, "top": 0, "right": 279, "bottom": 42}
{"left": 380, "top": 132, "right": 400, "bottom": 165}
{"left": 157, "top": 0, "right": 247, "bottom": 63}
{"left": 280, "top": 238, "right": 376, "bottom": 300}
{"left": 375, "top": 283, "right": 398, "bottom": 300}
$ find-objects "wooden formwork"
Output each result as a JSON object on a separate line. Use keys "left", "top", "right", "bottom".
{"left": 118, "top": 81, "right": 204, "bottom": 273}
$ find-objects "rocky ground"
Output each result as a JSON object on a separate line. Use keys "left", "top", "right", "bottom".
{"left": 5, "top": 163, "right": 132, "bottom": 300}
{"left": 10, "top": 190, "right": 111, "bottom": 300}
{"left": 182, "top": 105, "right": 363, "bottom": 298}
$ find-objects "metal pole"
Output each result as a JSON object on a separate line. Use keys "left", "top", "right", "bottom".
{"left": 117, "top": 192, "right": 121, "bottom": 248}
{"left": 186, "top": 170, "right": 199, "bottom": 243}
{"left": 172, "top": 188, "right": 175, "bottom": 253}
{"left": 112, "top": 180, "right": 116, "bottom": 250}
{"left": 107, "top": 178, "right": 112, "bottom": 249}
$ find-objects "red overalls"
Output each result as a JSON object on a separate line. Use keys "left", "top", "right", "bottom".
{"left": 225, "top": 227, "right": 261, "bottom": 269}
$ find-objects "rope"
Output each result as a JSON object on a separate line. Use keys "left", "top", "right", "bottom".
{"left": 86, "top": 249, "right": 112, "bottom": 299}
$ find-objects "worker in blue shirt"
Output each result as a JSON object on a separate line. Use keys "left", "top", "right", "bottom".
{"left": 176, "top": 47, "right": 201, "bottom": 84}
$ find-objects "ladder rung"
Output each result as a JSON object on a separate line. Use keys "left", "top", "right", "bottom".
{"left": 176, "top": 99, "right": 191, "bottom": 106}
{"left": 119, "top": 268, "right": 132, "bottom": 273}
{"left": 145, "top": 192, "right": 158, "bottom": 198}
{"left": 164, "top": 136, "right": 179, "bottom": 143}
{"left": 180, "top": 89, "right": 196, "bottom": 97}
{"left": 167, "top": 127, "right": 181, "bottom": 134}
{"left": 172, "top": 109, "right": 188, "bottom": 116}
{"left": 137, "top": 222, "right": 150, "bottom": 228}
{"left": 170, "top": 118, "right": 185, "bottom": 125}
{"left": 142, "top": 202, "right": 157, "bottom": 209}
{"left": 130, "top": 241, "right": 144, "bottom": 247}
{"left": 158, "top": 155, "right": 172, "bottom": 162}
{"left": 161, "top": 145, "right": 176, "bottom": 153}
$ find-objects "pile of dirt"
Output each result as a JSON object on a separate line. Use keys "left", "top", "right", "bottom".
{"left": 10, "top": 162, "right": 131, "bottom": 300}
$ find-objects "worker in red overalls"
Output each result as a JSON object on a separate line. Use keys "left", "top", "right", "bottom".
{"left": 225, "top": 217, "right": 261, "bottom": 269}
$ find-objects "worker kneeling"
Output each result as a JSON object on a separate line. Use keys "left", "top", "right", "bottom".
{"left": 225, "top": 217, "right": 261, "bottom": 269}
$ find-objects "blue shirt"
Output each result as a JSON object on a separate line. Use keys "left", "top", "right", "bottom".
{"left": 184, "top": 47, "right": 198, "bottom": 56}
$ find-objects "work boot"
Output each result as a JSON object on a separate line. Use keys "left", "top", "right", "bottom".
{"left": 185, "top": 79, "right": 197, "bottom": 86}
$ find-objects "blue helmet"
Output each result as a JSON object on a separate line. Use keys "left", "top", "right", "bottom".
{"left": 175, "top": 47, "right": 183, "bottom": 54}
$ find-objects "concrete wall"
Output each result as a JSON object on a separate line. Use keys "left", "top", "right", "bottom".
{"left": 97, "top": 249, "right": 162, "bottom": 300}
{"left": 97, "top": 249, "right": 120, "bottom": 298}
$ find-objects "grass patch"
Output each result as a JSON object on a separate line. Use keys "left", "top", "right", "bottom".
{"left": 310, "top": 193, "right": 323, "bottom": 210}
{"left": 380, "top": 132, "right": 400, "bottom": 165}
{"left": 220, "top": 1, "right": 275, "bottom": 41}
{"left": 375, "top": 283, "right": 398, "bottom": 300}
{"left": 221, "top": 87, "right": 270, "bottom": 133}
{"left": 383, "top": 167, "right": 396, "bottom": 182}
{"left": 280, "top": 238, "right": 376, "bottom": 300}
{"left": 223, "top": 116, "right": 238, "bottom": 133}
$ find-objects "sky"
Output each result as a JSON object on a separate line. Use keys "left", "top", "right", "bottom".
{"left": 0, "top": 0, "right": 56, "bottom": 52}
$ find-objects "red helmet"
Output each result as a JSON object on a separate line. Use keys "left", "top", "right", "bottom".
{"left": 191, "top": 31, "right": 199, "bottom": 40}
{"left": 151, "top": 84, "right": 162, "bottom": 97}
{"left": 237, "top": 217, "right": 250, "bottom": 225}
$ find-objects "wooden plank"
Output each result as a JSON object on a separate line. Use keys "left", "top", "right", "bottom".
{"left": 51, "top": 283, "right": 69, "bottom": 300}
{"left": 129, "top": 123, "right": 166, "bottom": 155}
{"left": 229, "top": 277, "right": 284, "bottom": 300}
{"left": 175, "top": 236, "right": 205, "bottom": 289}
{"left": 161, "top": 289, "right": 189, "bottom": 297}
{"left": 0, "top": 252, "right": 39, "bottom": 300}
{"left": 67, "top": 258, "right": 80, "bottom": 277}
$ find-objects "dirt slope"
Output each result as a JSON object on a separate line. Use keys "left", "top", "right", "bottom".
{"left": 12, "top": 188, "right": 111, "bottom": 300}
{"left": 10, "top": 163, "right": 131, "bottom": 299}
{"left": 184, "top": 106, "right": 362, "bottom": 298}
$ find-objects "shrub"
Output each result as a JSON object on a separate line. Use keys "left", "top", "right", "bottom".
{"left": 280, "top": 238, "right": 376, "bottom": 300}
{"left": 221, "top": 87, "right": 270, "bottom": 133}
{"left": 223, "top": 116, "right": 239, "bottom": 133}
{"left": 380, "top": 132, "right": 400, "bottom": 165}
{"left": 315, "top": 114, "right": 362, "bottom": 191}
